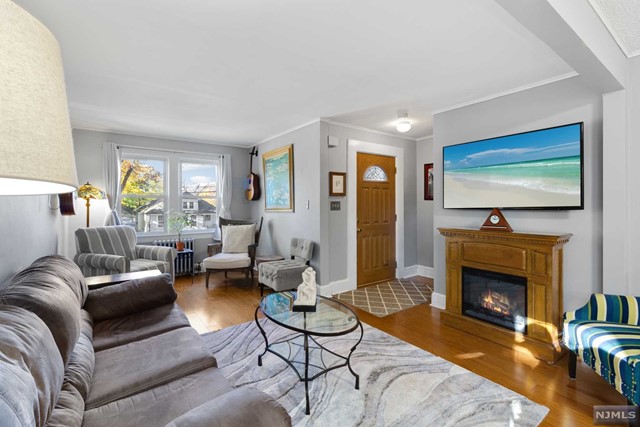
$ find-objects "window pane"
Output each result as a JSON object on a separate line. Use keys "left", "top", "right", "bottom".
{"left": 120, "top": 159, "right": 165, "bottom": 195}
{"left": 181, "top": 162, "right": 217, "bottom": 230}
{"left": 363, "top": 165, "right": 388, "bottom": 182}
{"left": 120, "top": 197, "right": 165, "bottom": 232}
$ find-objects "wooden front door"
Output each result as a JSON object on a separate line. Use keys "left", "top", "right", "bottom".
{"left": 356, "top": 153, "right": 396, "bottom": 287}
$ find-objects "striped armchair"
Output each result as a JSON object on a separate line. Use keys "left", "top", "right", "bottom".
{"left": 74, "top": 226, "right": 176, "bottom": 281}
{"left": 563, "top": 293, "right": 640, "bottom": 404}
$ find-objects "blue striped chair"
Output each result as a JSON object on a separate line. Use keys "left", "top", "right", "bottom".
{"left": 74, "top": 226, "right": 176, "bottom": 281}
{"left": 563, "top": 293, "right": 640, "bottom": 405}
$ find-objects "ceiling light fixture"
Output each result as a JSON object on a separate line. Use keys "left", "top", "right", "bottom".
{"left": 396, "top": 112, "right": 412, "bottom": 133}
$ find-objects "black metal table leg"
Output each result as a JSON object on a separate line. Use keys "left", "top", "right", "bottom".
{"left": 347, "top": 321, "right": 364, "bottom": 389}
{"left": 304, "top": 332, "right": 310, "bottom": 415}
{"left": 255, "top": 306, "right": 268, "bottom": 366}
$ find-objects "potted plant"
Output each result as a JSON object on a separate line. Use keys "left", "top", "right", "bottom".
{"left": 168, "top": 211, "right": 194, "bottom": 251}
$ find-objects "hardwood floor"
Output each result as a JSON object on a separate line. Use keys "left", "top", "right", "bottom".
{"left": 174, "top": 273, "right": 625, "bottom": 427}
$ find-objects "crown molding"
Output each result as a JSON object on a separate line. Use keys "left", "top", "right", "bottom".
{"left": 416, "top": 135, "right": 433, "bottom": 142}
{"left": 432, "top": 72, "right": 579, "bottom": 115}
{"left": 258, "top": 119, "right": 322, "bottom": 144}
{"left": 321, "top": 119, "right": 420, "bottom": 141}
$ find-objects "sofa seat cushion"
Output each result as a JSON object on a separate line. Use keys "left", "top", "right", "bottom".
{"left": 564, "top": 319, "right": 640, "bottom": 403}
{"left": 129, "top": 258, "right": 169, "bottom": 274}
{"left": 86, "top": 327, "right": 217, "bottom": 410}
{"left": 82, "top": 367, "right": 234, "bottom": 427}
{"left": 203, "top": 253, "right": 250, "bottom": 270}
{"left": 93, "top": 303, "right": 191, "bottom": 351}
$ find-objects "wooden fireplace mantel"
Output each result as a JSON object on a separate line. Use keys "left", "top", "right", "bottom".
{"left": 438, "top": 227, "right": 572, "bottom": 363}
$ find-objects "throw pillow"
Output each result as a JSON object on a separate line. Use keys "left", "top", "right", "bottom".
{"left": 222, "top": 224, "right": 256, "bottom": 253}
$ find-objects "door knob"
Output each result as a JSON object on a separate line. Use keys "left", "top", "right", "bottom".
{"left": 357, "top": 228, "right": 362, "bottom": 232}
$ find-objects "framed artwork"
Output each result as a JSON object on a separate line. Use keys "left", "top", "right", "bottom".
{"left": 263, "top": 145, "right": 294, "bottom": 211}
{"left": 424, "top": 163, "right": 433, "bottom": 201}
{"left": 329, "top": 172, "right": 346, "bottom": 196}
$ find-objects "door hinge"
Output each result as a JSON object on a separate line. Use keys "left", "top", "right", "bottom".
{"left": 395, "top": 214, "right": 397, "bottom": 221}
{"left": 395, "top": 261, "right": 397, "bottom": 268}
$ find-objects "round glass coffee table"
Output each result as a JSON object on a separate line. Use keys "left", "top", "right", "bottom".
{"left": 255, "top": 292, "right": 363, "bottom": 415}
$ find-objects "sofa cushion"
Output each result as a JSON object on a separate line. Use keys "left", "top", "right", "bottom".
{"left": 86, "top": 327, "right": 217, "bottom": 410}
{"left": 62, "top": 310, "right": 95, "bottom": 400}
{"left": 221, "top": 224, "right": 255, "bottom": 253}
{"left": 93, "top": 303, "right": 191, "bottom": 351}
{"left": 0, "top": 255, "right": 85, "bottom": 365}
{"left": 0, "top": 305, "right": 64, "bottom": 427}
{"left": 84, "top": 274, "right": 177, "bottom": 322}
{"left": 203, "top": 253, "right": 251, "bottom": 269}
{"left": 46, "top": 382, "right": 84, "bottom": 427}
{"left": 82, "top": 367, "right": 234, "bottom": 427}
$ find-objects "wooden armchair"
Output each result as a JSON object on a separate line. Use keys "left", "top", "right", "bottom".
{"left": 203, "top": 217, "right": 263, "bottom": 288}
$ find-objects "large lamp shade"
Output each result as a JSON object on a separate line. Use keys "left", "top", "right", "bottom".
{"left": 0, "top": 0, "right": 78, "bottom": 195}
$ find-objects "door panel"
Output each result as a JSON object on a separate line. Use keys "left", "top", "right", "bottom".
{"left": 357, "top": 153, "right": 396, "bottom": 287}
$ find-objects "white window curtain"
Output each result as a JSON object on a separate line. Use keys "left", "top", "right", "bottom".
{"left": 218, "top": 154, "right": 232, "bottom": 219}
{"left": 103, "top": 143, "right": 122, "bottom": 225}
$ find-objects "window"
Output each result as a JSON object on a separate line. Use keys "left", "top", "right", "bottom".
{"left": 118, "top": 149, "right": 219, "bottom": 235}
{"left": 180, "top": 161, "right": 217, "bottom": 231}
{"left": 363, "top": 165, "right": 388, "bottom": 182}
{"left": 119, "top": 157, "right": 166, "bottom": 232}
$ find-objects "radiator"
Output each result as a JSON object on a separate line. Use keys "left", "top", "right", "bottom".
{"left": 153, "top": 239, "right": 194, "bottom": 275}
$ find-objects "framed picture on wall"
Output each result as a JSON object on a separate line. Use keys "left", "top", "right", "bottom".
{"left": 329, "top": 172, "right": 346, "bottom": 196}
{"left": 424, "top": 163, "right": 433, "bottom": 201}
{"left": 262, "top": 145, "right": 294, "bottom": 211}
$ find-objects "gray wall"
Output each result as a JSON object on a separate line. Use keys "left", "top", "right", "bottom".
{"left": 322, "top": 122, "right": 418, "bottom": 283}
{"left": 433, "top": 77, "right": 603, "bottom": 311}
{"left": 0, "top": 196, "right": 60, "bottom": 282}
{"left": 69, "top": 129, "right": 252, "bottom": 262}
{"left": 417, "top": 136, "right": 434, "bottom": 269}
{"left": 250, "top": 122, "right": 323, "bottom": 280}
{"left": 626, "top": 57, "right": 640, "bottom": 293}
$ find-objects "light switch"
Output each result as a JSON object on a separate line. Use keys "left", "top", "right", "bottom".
{"left": 330, "top": 201, "right": 341, "bottom": 211}
{"left": 306, "top": 200, "right": 310, "bottom": 210}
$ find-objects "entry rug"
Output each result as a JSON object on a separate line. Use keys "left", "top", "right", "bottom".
{"left": 335, "top": 279, "right": 433, "bottom": 317}
{"left": 201, "top": 320, "right": 548, "bottom": 426}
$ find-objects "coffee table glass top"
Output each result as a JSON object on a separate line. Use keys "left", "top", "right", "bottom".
{"left": 260, "top": 292, "right": 358, "bottom": 336}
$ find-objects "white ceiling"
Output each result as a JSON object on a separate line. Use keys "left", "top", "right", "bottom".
{"left": 14, "top": 0, "right": 573, "bottom": 146}
{"left": 589, "top": 0, "right": 640, "bottom": 58}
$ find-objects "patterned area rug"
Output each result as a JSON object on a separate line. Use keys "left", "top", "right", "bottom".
{"left": 335, "top": 279, "right": 433, "bottom": 317}
{"left": 201, "top": 320, "right": 548, "bottom": 426}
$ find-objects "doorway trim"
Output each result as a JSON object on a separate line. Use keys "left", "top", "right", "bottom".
{"left": 346, "top": 139, "right": 405, "bottom": 292}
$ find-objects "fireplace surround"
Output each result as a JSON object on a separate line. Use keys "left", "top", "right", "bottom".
{"left": 438, "top": 228, "right": 572, "bottom": 363}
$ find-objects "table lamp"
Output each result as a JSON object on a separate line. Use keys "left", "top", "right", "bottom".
{"left": 77, "top": 182, "right": 104, "bottom": 227}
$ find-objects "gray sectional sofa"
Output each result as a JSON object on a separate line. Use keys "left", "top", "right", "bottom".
{"left": 0, "top": 255, "right": 291, "bottom": 427}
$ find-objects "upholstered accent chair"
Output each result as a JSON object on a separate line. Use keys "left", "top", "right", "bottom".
{"left": 563, "top": 293, "right": 640, "bottom": 405}
{"left": 74, "top": 226, "right": 176, "bottom": 280}
{"left": 203, "top": 217, "right": 263, "bottom": 288}
{"left": 258, "top": 238, "right": 315, "bottom": 296}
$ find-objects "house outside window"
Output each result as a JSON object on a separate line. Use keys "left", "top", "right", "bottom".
{"left": 118, "top": 149, "right": 219, "bottom": 235}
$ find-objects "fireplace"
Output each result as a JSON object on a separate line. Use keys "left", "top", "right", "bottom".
{"left": 438, "top": 227, "right": 572, "bottom": 363}
{"left": 462, "top": 267, "right": 527, "bottom": 333}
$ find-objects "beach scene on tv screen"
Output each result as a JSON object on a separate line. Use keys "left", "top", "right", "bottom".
{"left": 443, "top": 124, "right": 582, "bottom": 209}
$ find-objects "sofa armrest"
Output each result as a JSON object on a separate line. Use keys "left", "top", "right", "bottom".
{"left": 136, "top": 245, "right": 176, "bottom": 262}
{"left": 165, "top": 387, "right": 291, "bottom": 427}
{"left": 564, "top": 293, "right": 640, "bottom": 325}
{"left": 248, "top": 243, "right": 258, "bottom": 266}
{"left": 74, "top": 253, "right": 129, "bottom": 274}
{"left": 84, "top": 273, "right": 177, "bottom": 321}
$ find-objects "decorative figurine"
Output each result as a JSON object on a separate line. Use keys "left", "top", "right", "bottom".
{"left": 293, "top": 267, "right": 317, "bottom": 311}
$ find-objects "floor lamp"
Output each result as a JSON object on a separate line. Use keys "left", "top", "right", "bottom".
{"left": 0, "top": 0, "right": 78, "bottom": 195}
{"left": 77, "top": 182, "right": 104, "bottom": 227}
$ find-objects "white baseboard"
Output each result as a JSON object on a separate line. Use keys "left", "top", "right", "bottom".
{"left": 320, "top": 279, "right": 352, "bottom": 297}
{"left": 402, "top": 265, "right": 434, "bottom": 278}
{"left": 431, "top": 292, "right": 446, "bottom": 310}
{"left": 417, "top": 265, "right": 434, "bottom": 278}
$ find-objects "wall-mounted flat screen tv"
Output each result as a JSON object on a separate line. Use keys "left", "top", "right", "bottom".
{"left": 443, "top": 122, "right": 584, "bottom": 210}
